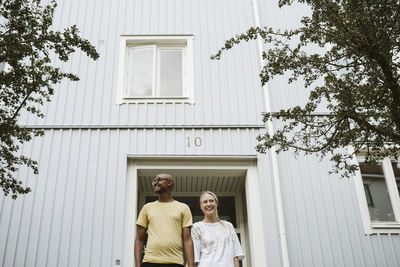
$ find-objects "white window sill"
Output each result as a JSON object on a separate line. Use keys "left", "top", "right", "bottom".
{"left": 366, "top": 222, "right": 400, "bottom": 234}
{"left": 118, "top": 96, "right": 194, "bottom": 104}
{"left": 371, "top": 222, "right": 400, "bottom": 228}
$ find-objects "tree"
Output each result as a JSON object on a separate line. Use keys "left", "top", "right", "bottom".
{"left": 0, "top": 0, "right": 99, "bottom": 198}
{"left": 212, "top": 0, "right": 400, "bottom": 177}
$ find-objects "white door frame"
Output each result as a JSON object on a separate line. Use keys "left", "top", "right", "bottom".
{"left": 123, "top": 157, "right": 267, "bottom": 267}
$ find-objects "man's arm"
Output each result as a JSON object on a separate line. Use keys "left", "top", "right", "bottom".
{"left": 134, "top": 225, "right": 147, "bottom": 267}
{"left": 182, "top": 227, "right": 194, "bottom": 267}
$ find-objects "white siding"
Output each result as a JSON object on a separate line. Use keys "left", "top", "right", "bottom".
{"left": 276, "top": 152, "right": 400, "bottom": 267}
{"left": 3, "top": 0, "right": 400, "bottom": 266}
{"left": 0, "top": 128, "right": 262, "bottom": 267}
{"left": 19, "top": 0, "right": 265, "bottom": 127}
{"left": 256, "top": 2, "right": 400, "bottom": 266}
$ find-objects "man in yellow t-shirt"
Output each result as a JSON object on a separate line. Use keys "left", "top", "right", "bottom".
{"left": 134, "top": 173, "right": 194, "bottom": 267}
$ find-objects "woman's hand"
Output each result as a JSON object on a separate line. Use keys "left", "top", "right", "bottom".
{"left": 234, "top": 256, "right": 240, "bottom": 267}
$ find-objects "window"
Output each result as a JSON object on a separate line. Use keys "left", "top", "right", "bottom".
{"left": 117, "top": 35, "right": 194, "bottom": 103}
{"left": 354, "top": 154, "right": 400, "bottom": 233}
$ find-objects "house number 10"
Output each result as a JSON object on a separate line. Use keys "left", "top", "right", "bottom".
{"left": 187, "top": 137, "right": 202, "bottom": 147}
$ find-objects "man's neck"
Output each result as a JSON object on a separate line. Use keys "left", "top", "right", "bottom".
{"left": 158, "top": 192, "right": 173, "bottom": 202}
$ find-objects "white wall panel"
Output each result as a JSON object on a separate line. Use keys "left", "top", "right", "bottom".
{"left": 18, "top": 0, "right": 265, "bottom": 127}
{"left": 257, "top": 1, "right": 315, "bottom": 112}
{"left": 251, "top": 3, "right": 400, "bottom": 266}
{"left": 0, "top": 128, "right": 262, "bottom": 267}
{"left": 2, "top": 133, "right": 400, "bottom": 267}
{"left": 276, "top": 151, "right": 400, "bottom": 267}
{"left": 5, "top": 1, "right": 400, "bottom": 267}
{"left": 256, "top": 155, "right": 283, "bottom": 267}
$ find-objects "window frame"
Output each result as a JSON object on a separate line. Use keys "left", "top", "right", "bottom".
{"left": 117, "top": 35, "right": 194, "bottom": 104}
{"left": 350, "top": 147, "right": 400, "bottom": 234}
{"left": 124, "top": 45, "right": 156, "bottom": 98}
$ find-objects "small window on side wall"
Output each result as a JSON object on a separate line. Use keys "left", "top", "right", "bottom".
{"left": 359, "top": 161, "right": 396, "bottom": 222}
{"left": 354, "top": 153, "right": 400, "bottom": 234}
{"left": 117, "top": 35, "right": 194, "bottom": 103}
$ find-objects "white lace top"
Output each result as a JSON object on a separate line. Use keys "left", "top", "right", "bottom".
{"left": 191, "top": 221, "right": 244, "bottom": 267}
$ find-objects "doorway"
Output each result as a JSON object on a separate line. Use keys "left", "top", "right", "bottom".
{"left": 123, "top": 158, "right": 266, "bottom": 267}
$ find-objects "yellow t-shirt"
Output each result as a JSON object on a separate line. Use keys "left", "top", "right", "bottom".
{"left": 136, "top": 200, "right": 193, "bottom": 265}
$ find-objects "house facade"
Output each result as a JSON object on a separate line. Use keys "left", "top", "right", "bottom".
{"left": 1, "top": 0, "right": 400, "bottom": 266}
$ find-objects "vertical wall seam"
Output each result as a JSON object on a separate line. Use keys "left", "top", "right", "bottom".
{"left": 96, "top": 0, "right": 107, "bottom": 125}
{"left": 77, "top": 129, "right": 93, "bottom": 266}
{"left": 1, "top": 178, "right": 16, "bottom": 267}
{"left": 7, "top": 143, "right": 30, "bottom": 266}
{"left": 55, "top": 129, "right": 73, "bottom": 267}
{"left": 33, "top": 129, "right": 55, "bottom": 266}
{"left": 337, "top": 179, "right": 358, "bottom": 266}
{"left": 69, "top": 0, "right": 84, "bottom": 126}
{"left": 66, "top": 129, "right": 82, "bottom": 267}
{"left": 88, "top": 129, "right": 102, "bottom": 267}
{"left": 110, "top": 129, "right": 121, "bottom": 265}
{"left": 44, "top": 130, "right": 64, "bottom": 267}
{"left": 301, "top": 159, "right": 322, "bottom": 266}
{"left": 378, "top": 234, "right": 390, "bottom": 267}
{"left": 106, "top": 0, "right": 119, "bottom": 126}
{"left": 250, "top": 0, "right": 290, "bottom": 266}
{"left": 22, "top": 134, "right": 44, "bottom": 266}
{"left": 389, "top": 234, "right": 400, "bottom": 265}
{"left": 86, "top": 0, "right": 98, "bottom": 126}
{"left": 345, "top": 180, "right": 367, "bottom": 266}
{"left": 99, "top": 129, "right": 112, "bottom": 267}
{"left": 34, "top": 130, "right": 54, "bottom": 265}
{"left": 367, "top": 235, "right": 378, "bottom": 266}
{"left": 326, "top": 169, "right": 346, "bottom": 266}
{"left": 281, "top": 154, "right": 303, "bottom": 266}
{"left": 12, "top": 140, "right": 34, "bottom": 266}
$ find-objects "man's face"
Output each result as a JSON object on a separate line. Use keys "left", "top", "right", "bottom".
{"left": 152, "top": 175, "right": 172, "bottom": 193}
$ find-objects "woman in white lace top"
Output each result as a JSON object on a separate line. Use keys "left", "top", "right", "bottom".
{"left": 191, "top": 191, "right": 244, "bottom": 267}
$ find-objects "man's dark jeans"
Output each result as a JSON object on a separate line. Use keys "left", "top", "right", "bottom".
{"left": 141, "top": 262, "right": 184, "bottom": 267}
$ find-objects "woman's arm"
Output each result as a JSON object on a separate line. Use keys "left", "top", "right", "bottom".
{"left": 234, "top": 256, "right": 240, "bottom": 267}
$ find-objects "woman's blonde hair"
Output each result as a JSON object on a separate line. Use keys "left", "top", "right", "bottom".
{"left": 200, "top": 191, "right": 225, "bottom": 227}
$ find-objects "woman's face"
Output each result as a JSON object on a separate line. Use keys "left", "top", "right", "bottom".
{"left": 200, "top": 193, "right": 218, "bottom": 216}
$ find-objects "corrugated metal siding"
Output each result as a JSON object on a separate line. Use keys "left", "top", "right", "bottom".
{"left": 19, "top": 0, "right": 265, "bottom": 127}
{"left": 257, "top": 155, "right": 283, "bottom": 267}
{"left": 256, "top": 1, "right": 400, "bottom": 266}
{"left": 276, "top": 152, "right": 400, "bottom": 267}
{"left": 0, "top": 128, "right": 262, "bottom": 267}
{"left": 4, "top": 1, "right": 400, "bottom": 267}
{"left": 257, "top": 1, "right": 315, "bottom": 112}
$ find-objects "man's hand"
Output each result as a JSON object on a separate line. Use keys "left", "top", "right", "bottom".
{"left": 183, "top": 227, "right": 195, "bottom": 267}
{"left": 134, "top": 226, "right": 147, "bottom": 267}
